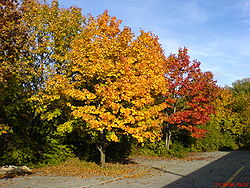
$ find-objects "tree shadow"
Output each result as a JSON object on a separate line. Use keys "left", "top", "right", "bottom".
{"left": 163, "top": 150, "right": 250, "bottom": 188}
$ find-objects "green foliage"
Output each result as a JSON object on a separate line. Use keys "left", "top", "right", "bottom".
{"left": 167, "top": 142, "right": 189, "bottom": 158}
{"left": 0, "top": 0, "right": 83, "bottom": 167}
{"left": 0, "top": 135, "right": 74, "bottom": 168}
{"left": 36, "top": 139, "right": 74, "bottom": 167}
{"left": 189, "top": 86, "right": 249, "bottom": 152}
{"left": 0, "top": 0, "right": 32, "bottom": 137}
{"left": 242, "top": 133, "right": 250, "bottom": 149}
{"left": 21, "top": 0, "right": 85, "bottom": 73}
{"left": 0, "top": 148, "right": 35, "bottom": 166}
{"left": 189, "top": 123, "right": 239, "bottom": 152}
{"left": 131, "top": 141, "right": 166, "bottom": 156}
{"left": 230, "top": 78, "right": 250, "bottom": 149}
{"left": 131, "top": 140, "right": 189, "bottom": 158}
{"left": 231, "top": 78, "right": 250, "bottom": 96}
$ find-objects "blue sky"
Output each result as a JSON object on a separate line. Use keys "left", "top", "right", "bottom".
{"left": 52, "top": 0, "right": 250, "bottom": 86}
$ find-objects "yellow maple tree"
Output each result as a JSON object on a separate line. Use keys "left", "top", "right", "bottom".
{"left": 37, "top": 11, "right": 168, "bottom": 167}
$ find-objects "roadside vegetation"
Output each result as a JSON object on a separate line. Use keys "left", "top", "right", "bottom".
{"left": 1, "top": 0, "right": 249, "bottom": 176}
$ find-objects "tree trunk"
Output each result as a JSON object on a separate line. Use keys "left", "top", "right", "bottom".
{"left": 95, "top": 132, "right": 107, "bottom": 167}
{"left": 165, "top": 129, "right": 172, "bottom": 151}
{"left": 99, "top": 145, "right": 106, "bottom": 168}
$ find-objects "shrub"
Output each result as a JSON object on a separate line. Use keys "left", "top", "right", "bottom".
{"left": 131, "top": 140, "right": 189, "bottom": 158}
{"left": 168, "top": 142, "right": 189, "bottom": 158}
{"left": 0, "top": 136, "right": 74, "bottom": 168}
{"left": 189, "top": 123, "right": 239, "bottom": 152}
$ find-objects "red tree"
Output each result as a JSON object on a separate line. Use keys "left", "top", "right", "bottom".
{"left": 164, "top": 48, "right": 219, "bottom": 150}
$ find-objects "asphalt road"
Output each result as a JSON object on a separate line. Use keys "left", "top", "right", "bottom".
{"left": 1, "top": 150, "right": 249, "bottom": 188}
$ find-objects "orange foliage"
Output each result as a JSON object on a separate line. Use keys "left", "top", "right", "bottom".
{"left": 43, "top": 11, "right": 168, "bottom": 143}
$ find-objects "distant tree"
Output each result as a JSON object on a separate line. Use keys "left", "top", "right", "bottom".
{"left": 230, "top": 78, "right": 250, "bottom": 147}
{"left": 231, "top": 78, "right": 250, "bottom": 96}
{"left": 212, "top": 88, "right": 244, "bottom": 134}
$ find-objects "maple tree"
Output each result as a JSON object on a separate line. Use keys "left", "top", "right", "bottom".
{"left": 163, "top": 48, "right": 219, "bottom": 150}
{"left": 35, "top": 11, "right": 168, "bottom": 167}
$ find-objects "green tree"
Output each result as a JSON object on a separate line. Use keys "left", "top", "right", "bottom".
{"left": 0, "top": 0, "right": 31, "bottom": 136}
{"left": 0, "top": 0, "right": 84, "bottom": 166}
{"left": 0, "top": 0, "right": 41, "bottom": 165}
{"left": 230, "top": 78, "right": 250, "bottom": 148}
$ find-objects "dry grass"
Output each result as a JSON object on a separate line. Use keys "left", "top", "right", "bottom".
{"left": 32, "top": 157, "right": 157, "bottom": 178}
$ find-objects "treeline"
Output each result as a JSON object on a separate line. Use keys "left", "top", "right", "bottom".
{"left": 0, "top": 0, "right": 249, "bottom": 167}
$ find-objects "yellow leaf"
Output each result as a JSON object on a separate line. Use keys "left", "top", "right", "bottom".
{"left": 110, "top": 132, "right": 119, "bottom": 142}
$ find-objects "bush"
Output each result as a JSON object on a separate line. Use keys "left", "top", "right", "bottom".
{"left": 189, "top": 123, "right": 239, "bottom": 152}
{"left": 131, "top": 140, "right": 167, "bottom": 157}
{"left": 0, "top": 135, "right": 74, "bottom": 168}
{"left": 168, "top": 142, "right": 189, "bottom": 158}
{"left": 131, "top": 140, "right": 189, "bottom": 158}
{"left": 36, "top": 138, "right": 74, "bottom": 167}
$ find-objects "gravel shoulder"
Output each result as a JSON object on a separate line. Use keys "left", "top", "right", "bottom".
{"left": 1, "top": 151, "right": 249, "bottom": 188}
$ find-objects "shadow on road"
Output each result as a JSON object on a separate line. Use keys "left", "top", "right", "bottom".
{"left": 164, "top": 150, "right": 250, "bottom": 188}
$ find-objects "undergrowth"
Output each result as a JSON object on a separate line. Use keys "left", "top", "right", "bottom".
{"left": 131, "top": 141, "right": 189, "bottom": 158}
